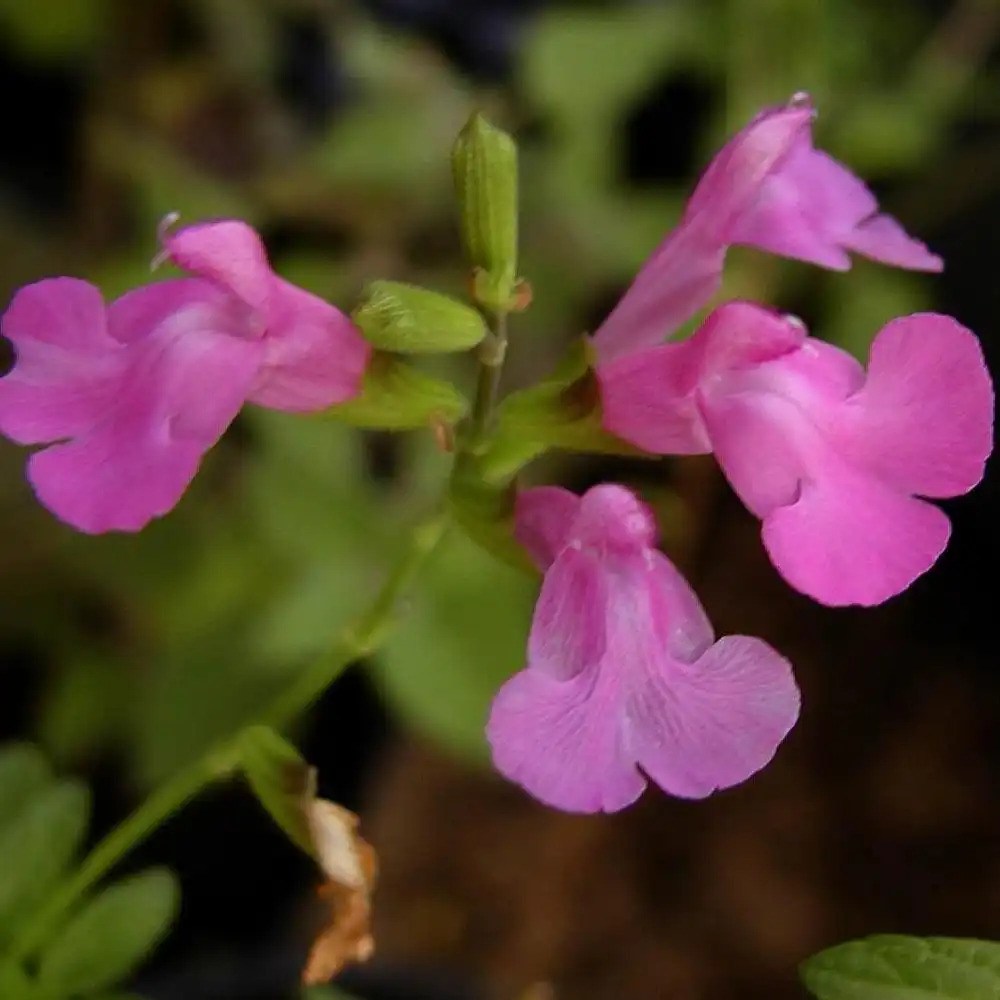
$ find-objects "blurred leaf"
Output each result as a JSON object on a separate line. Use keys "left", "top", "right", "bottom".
{"left": 38, "top": 653, "right": 131, "bottom": 767}
{"left": 132, "top": 629, "right": 278, "bottom": 787}
{"left": 240, "top": 727, "right": 313, "bottom": 854}
{"left": 820, "top": 264, "right": 928, "bottom": 361}
{"left": 38, "top": 868, "right": 179, "bottom": 997}
{"left": 0, "top": 743, "right": 53, "bottom": 832}
{"left": 303, "top": 986, "right": 363, "bottom": 1000}
{"left": 0, "top": 962, "right": 32, "bottom": 999}
{"left": 310, "top": 97, "right": 470, "bottom": 197}
{"left": 0, "top": 0, "right": 107, "bottom": 61}
{"left": 801, "top": 935, "right": 1000, "bottom": 1000}
{"left": 371, "top": 530, "right": 535, "bottom": 761}
{"left": 242, "top": 410, "right": 388, "bottom": 663}
{"left": 0, "top": 780, "right": 90, "bottom": 932}
{"left": 524, "top": 7, "right": 697, "bottom": 124}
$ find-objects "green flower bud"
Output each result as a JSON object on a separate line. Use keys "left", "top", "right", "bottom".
{"left": 452, "top": 113, "right": 519, "bottom": 312}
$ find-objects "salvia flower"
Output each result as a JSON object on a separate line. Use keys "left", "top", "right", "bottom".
{"left": 600, "top": 303, "right": 994, "bottom": 606}
{"left": 486, "top": 483, "right": 800, "bottom": 813}
{"left": 0, "top": 219, "right": 370, "bottom": 532}
{"left": 592, "top": 93, "right": 941, "bottom": 363}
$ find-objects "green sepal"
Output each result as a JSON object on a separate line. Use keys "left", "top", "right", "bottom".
{"left": 325, "top": 352, "right": 469, "bottom": 430}
{"left": 239, "top": 726, "right": 314, "bottom": 856}
{"left": 452, "top": 113, "right": 519, "bottom": 313}
{"left": 353, "top": 281, "right": 487, "bottom": 354}
{"left": 479, "top": 337, "right": 647, "bottom": 483}
{"left": 448, "top": 455, "right": 534, "bottom": 574}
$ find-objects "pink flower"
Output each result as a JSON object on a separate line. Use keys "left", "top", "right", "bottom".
{"left": 600, "top": 303, "right": 994, "bottom": 606}
{"left": 593, "top": 94, "right": 941, "bottom": 363}
{"left": 486, "top": 484, "right": 800, "bottom": 813}
{"left": 0, "top": 219, "right": 370, "bottom": 532}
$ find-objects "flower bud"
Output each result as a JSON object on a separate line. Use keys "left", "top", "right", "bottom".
{"left": 452, "top": 113, "right": 519, "bottom": 312}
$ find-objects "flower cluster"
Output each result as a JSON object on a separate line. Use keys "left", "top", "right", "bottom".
{"left": 485, "top": 95, "right": 992, "bottom": 811}
{"left": 0, "top": 96, "right": 992, "bottom": 815}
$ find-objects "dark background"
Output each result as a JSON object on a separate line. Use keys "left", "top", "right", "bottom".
{"left": 0, "top": 1, "right": 998, "bottom": 998}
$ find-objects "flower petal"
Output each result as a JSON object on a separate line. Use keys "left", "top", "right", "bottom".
{"left": 527, "top": 548, "right": 607, "bottom": 681}
{"left": 28, "top": 310, "right": 263, "bottom": 533}
{"left": 732, "top": 134, "right": 942, "bottom": 272}
{"left": 0, "top": 279, "right": 125, "bottom": 444}
{"left": 600, "top": 302, "right": 804, "bottom": 454}
{"left": 844, "top": 214, "right": 943, "bottom": 271}
{"left": 570, "top": 483, "right": 657, "bottom": 553}
{"left": 107, "top": 278, "right": 247, "bottom": 344}
{"left": 592, "top": 99, "right": 811, "bottom": 362}
{"left": 487, "top": 663, "right": 646, "bottom": 813}
{"left": 166, "top": 220, "right": 272, "bottom": 318}
{"left": 761, "top": 462, "right": 952, "bottom": 606}
{"left": 626, "top": 634, "right": 800, "bottom": 798}
{"left": 514, "top": 486, "right": 580, "bottom": 570}
{"left": 249, "top": 279, "right": 370, "bottom": 411}
{"left": 647, "top": 552, "right": 714, "bottom": 662}
{"left": 836, "top": 313, "right": 993, "bottom": 497}
{"left": 697, "top": 388, "right": 805, "bottom": 518}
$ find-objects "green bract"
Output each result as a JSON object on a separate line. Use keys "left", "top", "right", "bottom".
{"left": 452, "top": 113, "right": 519, "bottom": 312}
{"left": 240, "top": 726, "right": 314, "bottom": 855}
{"left": 353, "top": 281, "right": 487, "bottom": 354}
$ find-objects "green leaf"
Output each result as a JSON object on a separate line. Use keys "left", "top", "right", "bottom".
{"left": 0, "top": 781, "right": 90, "bottom": 932}
{"left": 39, "top": 654, "right": 131, "bottom": 767}
{"left": 240, "top": 727, "right": 314, "bottom": 855}
{"left": 452, "top": 113, "right": 519, "bottom": 311}
{"left": 371, "top": 529, "right": 536, "bottom": 761}
{"left": 801, "top": 935, "right": 1000, "bottom": 1000}
{"left": 303, "top": 986, "right": 363, "bottom": 1000}
{"left": 38, "top": 868, "right": 179, "bottom": 997}
{"left": 353, "top": 281, "right": 487, "bottom": 354}
{"left": 524, "top": 7, "right": 699, "bottom": 125}
{"left": 0, "top": 0, "right": 107, "bottom": 61}
{"left": 0, "top": 743, "right": 53, "bottom": 833}
{"left": 0, "top": 963, "right": 32, "bottom": 999}
{"left": 325, "top": 352, "right": 468, "bottom": 430}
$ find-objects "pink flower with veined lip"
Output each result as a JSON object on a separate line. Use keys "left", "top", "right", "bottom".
{"left": 0, "top": 219, "right": 370, "bottom": 533}
{"left": 486, "top": 483, "right": 800, "bottom": 813}
{"left": 600, "top": 302, "right": 994, "bottom": 606}
{"left": 593, "top": 94, "right": 941, "bottom": 363}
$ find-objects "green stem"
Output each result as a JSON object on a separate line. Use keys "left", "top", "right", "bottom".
{"left": 7, "top": 508, "right": 450, "bottom": 964}
{"left": 468, "top": 310, "right": 509, "bottom": 449}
